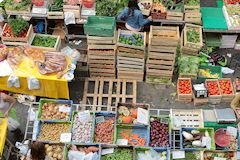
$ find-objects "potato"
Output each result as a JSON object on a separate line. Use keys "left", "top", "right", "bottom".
{"left": 46, "top": 146, "right": 53, "bottom": 152}
{"left": 47, "top": 151, "right": 53, "bottom": 157}
{"left": 45, "top": 144, "right": 49, "bottom": 148}
{"left": 53, "top": 153, "right": 58, "bottom": 158}
{"left": 57, "top": 154, "right": 62, "bottom": 160}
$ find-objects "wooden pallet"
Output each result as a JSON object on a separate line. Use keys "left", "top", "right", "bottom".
{"left": 47, "top": 11, "right": 64, "bottom": 19}
{"left": 63, "top": 5, "right": 81, "bottom": 19}
{"left": 177, "top": 78, "right": 193, "bottom": 102}
{"left": 184, "top": 23, "right": 203, "bottom": 49}
{"left": 184, "top": 12, "right": 201, "bottom": 24}
{"left": 205, "top": 79, "right": 222, "bottom": 104}
{"left": 82, "top": 78, "right": 137, "bottom": 111}
{"left": 149, "top": 26, "right": 180, "bottom": 46}
{"left": 167, "top": 11, "right": 184, "bottom": 21}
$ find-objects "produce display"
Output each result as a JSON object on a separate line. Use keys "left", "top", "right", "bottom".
{"left": 206, "top": 81, "right": 221, "bottom": 96}
{"left": 178, "top": 79, "right": 192, "bottom": 94}
{"left": 72, "top": 113, "right": 93, "bottom": 143}
{"left": 2, "top": 18, "right": 29, "bottom": 38}
{"left": 117, "top": 106, "right": 138, "bottom": 124}
{"left": 44, "top": 144, "right": 64, "bottom": 160}
{"left": 182, "top": 129, "right": 212, "bottom": 149}
{"left": 37, "top": 52, "right": 67, "bottom": 75}
{"left": 32, "top": 35, "right": 57, "bottom": 48}
{"left": 118, "top": 128, "right": 147, "bottom": 146}
{"left": 101, "top": 148, "right": 133, "bottom": 160}
{"left": 49, "top": 0, "right": 63, "bottom": 11}
{"left": 4, "top": 0, "right": 31, "bottom": 11}
{"left": 150, "top": 117, "right": 169, "bottom": 148}
{"left": 185, "top": 0, "right": 199, "bottom": 6}
{"left": 24, "top": 47, "right": 45, "bottom": 62}
{"left": 37, "top": 123, "right": 70, "bottom": 142}
{"left": 174, "top": 151, "right": 201, "bottom": 160}
{"left": 203, "top": 151, "right": 236, "bottom": 160}
{"left": 225, "top": 5, "right": 240, "bottom": 28}
{"left": 178, "top": 56, "right": 199, "bottom": 76}
{"left": 118, "top": 33, "right": 144, "bottom": 47}
{"left": 219, "top": 79, "right": 234, "bottom": 95}
{"left": 136, "top": 149, "right": 167, "bottom": 160}
{"left": 94, "top": 117, "right": 115, "bottom": 144}
{"left": 96, "top": 0, "right": 120, "bottom": 17}
{"left": 67, "top": 145, "right": 99, "bottom": 160}
{"left": 198, "top": 69, "right": 220, "bottom": 78}
{"left": 225, "top": 0, "right": 240, "bottom": 4}
{"left": 7, "top": 46, "right": 24, "bottom": 66}
{"left": 39, "top": 102, "right": 71, "bottom": 121}
{"left": 187, "top": 28, "right": 200, "bottom": 43}
{"left": 151, "top": 3, "right": 167, "bottom": 14}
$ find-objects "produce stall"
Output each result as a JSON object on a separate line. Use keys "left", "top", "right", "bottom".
{"left": 0, "top": 46, "right": 74, "bottom": 99}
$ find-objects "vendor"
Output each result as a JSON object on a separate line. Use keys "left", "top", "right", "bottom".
{"left": 24, "top": 141, "right": 51, "bottom": 160}
{"left": 117, "top": 0, "right": 152, "bottom": 32}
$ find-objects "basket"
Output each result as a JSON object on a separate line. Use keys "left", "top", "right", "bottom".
{"left": 37, "top": 98, "right": 73, "bottom": 122}
{"left": 84, "top": 16, "right": 116, "bottom": 37}
{"left": 116, "top": 124, "right": 150, "bottom": 146}
{"left": 214, "top": 128, "right": 231, "bottom": 147}
{"left": 180, "top": 127, "right": 216, "bottom": 150}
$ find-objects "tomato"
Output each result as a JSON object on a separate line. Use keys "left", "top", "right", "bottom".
{"left": 219, "top": 79, "right": 233, "bottom": 95}
{"left": 178, "top": 79, "right": 192, "bottom": 94}
{"left": 206, "top": 81, "right": 220, "bottom": 95}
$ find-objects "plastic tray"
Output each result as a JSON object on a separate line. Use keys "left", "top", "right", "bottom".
{"left": 84, "top": 16, "right": 116, "bottom": 37}
{"left": 198, "top": 65, "right": 222, "bottom": 81}
{"left": 180, "top": 127, "right": 216, "bottom": 150}
{"left": 116, "top": 124, "right": 150, "bottom": 146}
{"left": 93, "top": 112, "right": 117, "bottom": 144}
{"left": 134, "top": 146, "right": 169, "bottom": 160}
{"left": 37, "top": 98, "right": 73, "bottom": 122}
{"left": 149, "top": 115, "right": 171, "bottom": 149}
{"left": 71, "top": 111, "right": 94, "bottom": 143}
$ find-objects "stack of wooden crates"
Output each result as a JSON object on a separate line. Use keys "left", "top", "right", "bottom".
{"left": 146, "top": 26, "right": 180, "bottom": 84}
{"left": 117, "top": 29, "right": 146, "bottom": 81}
{"left": 87, "top": 31, "right": 117, "bottom": 78}
{"left": 184, "top": 2, "right": 201, "bottom": 24}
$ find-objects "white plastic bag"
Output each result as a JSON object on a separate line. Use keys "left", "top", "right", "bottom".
{"left": 27, "top": 76, "right": 40, "bottom": 90}
{"left": 7, "top": 75, "right": 20, "bottom": 88}
{"left": 64, "top": 12, "right": 75, "bottom": 25}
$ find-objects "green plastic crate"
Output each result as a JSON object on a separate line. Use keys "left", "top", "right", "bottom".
{"left": 216, "top": 0, "right": 223, "bottom": 7}
{"left": 204, "top": 122, "right": 237, "bottom": 131}
{"left": 201, "top": 7, "right": 228, "bottom": 30}
{"left": 198, "top": 65, "right": 222, "bottom": 81}
{"left": 84, "top": 16, "right": 116, "bottom": 37}
{"left": 205, "top": 33, "right": 222, "bottom": 47}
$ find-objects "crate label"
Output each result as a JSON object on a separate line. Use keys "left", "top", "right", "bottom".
{"left": 227, "top": 126, "right": 237, "bottom": 138}
{"left": 96, "top": 116, "right": 105, "bottom": 123}
{"left": 214, "top": 158, "right": 226, "bottom": 160}
{"left": 59, "top": 105, "right": 70, "bottom": 113}
{"left": 201, "top": 137, "right": 211, "bottom": 149}
{"left": 60, "top": 133, "right": 71, "bottom": 143}
{"left": 116, "top": 139, "right": 128, "bottom": 145}
{"left": 78, "top": 111, "right": 91, "bottom": 122}
{"left": 137, "top": 108, "right": 149, "bottom": 125}
{"left": 101, "top": 148, "right": 114, "bottom": 155}
{"left": 172, "top": 151, "right": 185, "bottom": 159}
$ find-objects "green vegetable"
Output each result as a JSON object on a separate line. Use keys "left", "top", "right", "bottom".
{"left": 32, "top": 35, "right": 57, "bottom": 48}
{"left": 5, "top": 0, "right": 31, "bottom": 11}
{"left": 101, "top": 148, "right": 132, "bottom": 160}
{"left": 96, "top": 0, "right": 128, "bottom": 16}
{"left": 9, "top": 18, "right": 29, "bottom": 36}
{"left": 178, "top": 56, "right": 199, "bottom": 75}
{"left": 187, "top": 28, "right": 200, "bottom": 43}
{"left": 119, "top": 33, "right": 143, "bottom": 47}
{"left": 185, "top": 0, "right": 199, "bottom": 6}
{"left": 49, "top": 0, "right": 63, "bottom": 11}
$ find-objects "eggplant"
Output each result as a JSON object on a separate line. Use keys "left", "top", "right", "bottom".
{"left": 182, "top": 131, "right": 193, "bottom": 140}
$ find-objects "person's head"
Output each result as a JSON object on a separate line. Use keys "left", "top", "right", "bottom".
{"left": 29, "top": 141, "right": 46, "bottom": 160}
{"left": 128, "top": 0, "right": 139, "bottom": 16}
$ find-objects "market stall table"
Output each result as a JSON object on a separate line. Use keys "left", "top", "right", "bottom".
{"left": 0, "top": 51, "right": 71, "bottom": 99}
{"left": 0, "top": 118, "right": 7, "bottom": 157}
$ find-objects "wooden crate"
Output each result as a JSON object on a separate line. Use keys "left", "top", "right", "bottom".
{"left": 167, "top": 11, "right": 184, "bottom": 21}
{"left": 88, "top": 49, "right": 116, "bottom": 78}
{"left": 88, "top": 44, "right": 116, "bottom": 50}
{"left": 63, "top": 5, "right": 81, "bottom": 19}
{"left": 180, "top": 30, "right": 199, "bottom": 55}
{"left": 179, "top": 73, "right": 197, "bottom": 79}
{"left": 87, "top": 33, "right": 116, "bottom": 45}
{"left": 117, "top": 29, "right": 146, "bottom": 51}
{"left": 184, "top": 12, "right": 201, "bottom": 24}
{"left": 170, "top": 109, "right": 204, "bottom": 130}
{"left": 145, "top": 74, "right": 172, "bottom": 84}
{"left": 184, "top": 5, "right": 200, "bottom": 13}
{"left": 184, "top": 23, "right": 203, "bottom": 49}
{"left": 82, "top": 78, "right": 137, "bottom": 111}
{"left": 205, "top": 79, "right": 222, "bottom": 104}
{"left": 177, "top": 78, "right": 193, "bottom": 102}
{"left": 193, "top": 94, "right": 208, "bottom": 106}
{"left": 149, "top": 26, "right": 180, "bottom": 46}
{"left": 219, "top": 78, "right": 235, "bottom": 102}
{"left": 47, "top": 11, "right": 64, "bottom": 19}
{"left": 30, "top": 33, "right": 61, "bottom": 51}
{"left": 5, "top": 5, "right": 31, "bottom": 14}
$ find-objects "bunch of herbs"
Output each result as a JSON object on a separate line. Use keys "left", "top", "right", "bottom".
{"left": 187, "top": 28, "right": 200, "bottom": 43}
{"left": 9, "top": 18, "right": 29, "bottom": 36}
